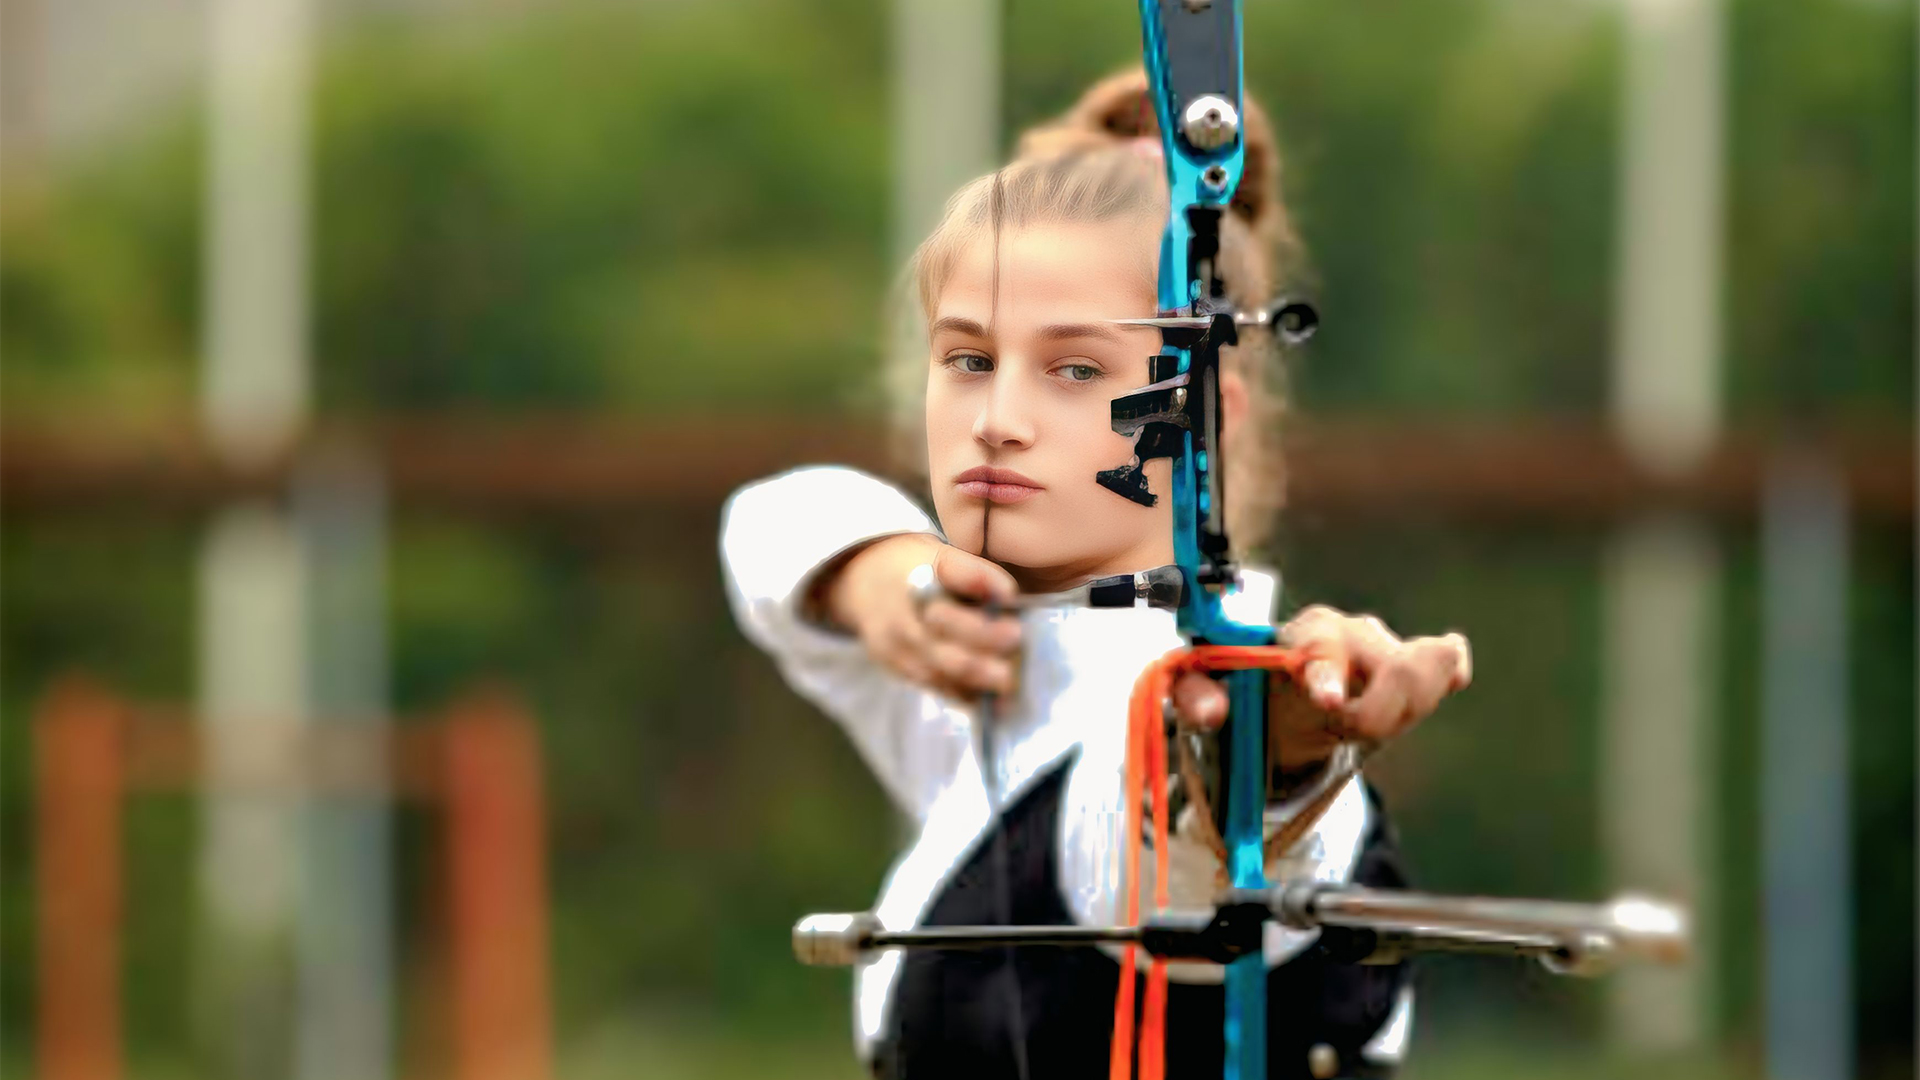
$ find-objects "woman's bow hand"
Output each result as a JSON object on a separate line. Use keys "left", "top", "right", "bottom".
{"left": 1170, "top": 605, "right": 1472, "bottom": 771}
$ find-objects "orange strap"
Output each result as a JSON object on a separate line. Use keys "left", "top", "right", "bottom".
{"left": 1108, "top": 645, "right": 1311, "bottom": 1080}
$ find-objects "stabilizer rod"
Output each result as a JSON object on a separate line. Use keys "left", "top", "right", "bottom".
{"left": 793, "top": 883, "right": 1688, "bottom": 977}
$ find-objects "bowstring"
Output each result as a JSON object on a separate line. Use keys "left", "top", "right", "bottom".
{"left": 977, "top": 166, "right": 1033, "bottom": 1080}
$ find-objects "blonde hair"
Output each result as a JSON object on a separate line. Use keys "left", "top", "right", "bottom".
{"left": 1015, "top": 68, "right": 1300, "bottom": 266}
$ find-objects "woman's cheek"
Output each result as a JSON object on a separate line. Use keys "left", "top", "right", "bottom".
{"left": 924, "top": 385, "right": 969, "bottom": 474}
{"left": 924, "top": 401, "right": 969, "bottom": 547}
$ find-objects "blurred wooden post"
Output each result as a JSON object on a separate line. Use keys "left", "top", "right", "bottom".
{"left": 31, "top": 678, "right": 552, "bottom": 1080}
{"left": 35, "top": 678, "right": 126, "bottom": 1080}
{"left": 443, "top": 690, "right": 553, "bottom": 1080}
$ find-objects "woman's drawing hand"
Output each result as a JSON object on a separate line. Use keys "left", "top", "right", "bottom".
{"left": 819, "top": 535, "right": 1022, "bottom": 701}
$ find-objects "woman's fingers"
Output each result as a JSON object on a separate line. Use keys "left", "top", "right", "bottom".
{"left": 867, "top": 545, "right": 1021, "bottom": 700}
{"left": 1276, "top": 605, "right": 1474, "bottom": 750}
{"left": 1340, "top": 615, "right": 1404, "bottom": 687}
{"left": 1441, "top": 631, "right": 1473, "bottom": 691}
{"left": 870, "top": 612, "right": 987, "bottom": 699}
{"left": 1170, "top": 672, "right": 1229, "bottom": 729}
{"left": 882, "top": 607, "right": 1016, "bottom": 699}
{"left": 1299, "top": 658, "right": 1348, "bottom": 710}
{"left": 1343, "top": 661, "right": 1413, "bottom": 740}
{"left": 870, "top": 615, "right": 939, "bottom": 688}
{"left": 926, "top": 638, "right": 1016, "bottom": 696}
{"left": 837, "top": 538, "right": 1024, "bottom": 701}
{"left": 920, "top": 550, "right": 1021, "bottom": 698}
{"left": 923, "top": 597, "right": 1022, "bottom": 656}
{"left": 1281, "top": 605, "right": 1355, "bottom": 709}
{"left": 1342, "top": 630, "right": 1471, "bottom": 741}
{"left": 933, "top": 544, "right": 1020, "bottom": 606}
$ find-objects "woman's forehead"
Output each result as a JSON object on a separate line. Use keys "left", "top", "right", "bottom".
{"left": 934, "top": 221, "right": 1158, "bottom": 330}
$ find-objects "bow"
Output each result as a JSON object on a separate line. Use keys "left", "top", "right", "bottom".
{"left": 793, "top": 4, "right": 1689, "bottom": 1078}
{"left": 1122, "top": 4, "right": 1276, "bottom": 1075}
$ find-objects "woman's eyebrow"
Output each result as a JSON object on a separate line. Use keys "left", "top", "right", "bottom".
{"left": 1035, "top": 322, "right": 1125, "bottom": 343}
{"left": 929, "top": 317, "right": 1142, "bottom": 343}
{"left": 930, "top": 315, "right": 990, "bottom": 337}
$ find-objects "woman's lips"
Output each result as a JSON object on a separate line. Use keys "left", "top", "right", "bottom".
{"left": 955, "top": 467, "right": 1044, "bottom": 505}
{"left": 957, "top": 480, "right": 1041, "bottom": 504}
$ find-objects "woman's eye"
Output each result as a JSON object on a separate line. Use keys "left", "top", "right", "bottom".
{"left": 1060, "top": 363, "right": 1100, "bottom": 382}
{"left": 939, "top": 352, "right": 993, "bottom": 374}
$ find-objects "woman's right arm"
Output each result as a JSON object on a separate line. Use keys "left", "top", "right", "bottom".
{"left": 719, "top": 466, "right": 1018, "bottom": 818}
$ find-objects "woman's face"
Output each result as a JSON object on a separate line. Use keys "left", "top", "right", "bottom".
{"left": 925, "top": 218, "right": 1173, "bottom": 592}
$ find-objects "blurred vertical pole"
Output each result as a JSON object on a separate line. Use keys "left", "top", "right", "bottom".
{"left": 891, "top": 0, "right": 999, "bottom": 270}
{"left": 443, "top": 693, "right": 553, "bottom": 1080}
{"left": 294, "top": 448, "right": 394, "bottom": 1080}
{"left": 1601, "top": 520, "right": 1720, "bottom": 1048}
{"left": 197, "top": 509, "right": 307, "bottom": 1080}
{"left": 1603, "top": 0, "right": 1724, "bottom": 1054}
{"left": 35, "top": 681, "right": 126, "bottom": 1080}
{"left": 1761, "top": 456, "right": 1852, "bottom": 1080}
{"left": 204, "top": 0, "right": 310, "bottom": 462}
{"left": 199, "top": 0, "right": 313, "bottom": 1078}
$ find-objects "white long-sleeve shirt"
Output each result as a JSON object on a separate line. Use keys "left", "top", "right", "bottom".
{"left": 719, "top": 465, "right": 1386, "bottom": 1060}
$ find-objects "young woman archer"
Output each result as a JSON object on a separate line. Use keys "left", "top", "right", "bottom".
{"left": 723, "top": 72, "right": 1469, "bottom": 1080}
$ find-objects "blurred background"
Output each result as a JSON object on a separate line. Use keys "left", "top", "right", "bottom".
{"left": 1, "top": 0, "right": 1913, "bottom": 1078}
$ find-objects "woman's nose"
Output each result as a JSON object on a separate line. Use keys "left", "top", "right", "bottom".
{"left": 972, "top": 372, "right": 1035, "bottom": 449}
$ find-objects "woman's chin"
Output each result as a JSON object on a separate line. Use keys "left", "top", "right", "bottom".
{"left": 984, "top": 539, "right": 1137, "bottom": 591}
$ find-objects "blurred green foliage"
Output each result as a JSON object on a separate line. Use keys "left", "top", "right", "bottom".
{"left": 3, "top": 1, "right": 891, "bottom": 416}
{"left": 2, "top": 0, "right": 1914, "bottom": 1077}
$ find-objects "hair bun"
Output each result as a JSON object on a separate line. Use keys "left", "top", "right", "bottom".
{"left": 1013, "top": 68, "right": 1291, "bottom": 252}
